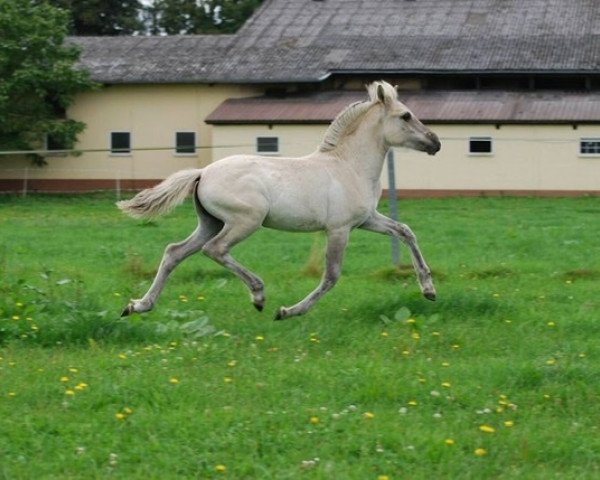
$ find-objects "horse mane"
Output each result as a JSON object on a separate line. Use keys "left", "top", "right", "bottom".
{"left": 318, "top": 81, "right": 397, "bottom": 152}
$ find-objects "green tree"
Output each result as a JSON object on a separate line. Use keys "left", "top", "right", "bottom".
{"left": 48, "top": 0, "right": 143, "bottom": 35}
{"left": 0, "top": 0, "right": 96, "bottom": 164}
{"left": 149, "top": 0, "right": 263, "bottom": 35}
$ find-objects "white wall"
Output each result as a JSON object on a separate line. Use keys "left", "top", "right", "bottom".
{"left": 211, "top": 123, "right": 600, "bottom": 193}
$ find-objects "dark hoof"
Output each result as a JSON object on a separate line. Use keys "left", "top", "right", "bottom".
{"left": 121, "top": 305, "right": 132, "bottom": 317}
{"left": 274, "top": 308, "right": 286, "bottom": 321}
{"left": 424, "top": 291, "right": 436, "bottom": 301}
{"left": 253, "top": 302, "right": 264, "bottom": 312}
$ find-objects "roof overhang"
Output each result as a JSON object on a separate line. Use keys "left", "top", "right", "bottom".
{"left": 206, "top": 90, "right": 600, "bottom": 125}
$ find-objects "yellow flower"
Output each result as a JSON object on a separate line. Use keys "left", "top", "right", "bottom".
{"left": 74, "top": 383, "right": 88, "bottom": 391}
{"left": 444, "top": 438, "right": 455, "bottom": 446}
{"left": 8, "top": 392, "right": 16, "bottom": 397}
{"left": 118, "top": 353, "right": 127, "bottom": 360}
{"left": 363, "top": 412, "right": 375, "bottom": 420}
{"left": 504, "top": 420, "right": 514, "bottom": 428}
{"left": 11, "top": 315, "right": 20, "bottom": 321}
{"left": 411, "top": 332, "right": 420, "bottom": 340}
{"left": 255, "top": 335, "right": 264, "bottom": 341}
{"left": 479, "top": 425, "right": 496, "bottom": 433}
{"left": 309, "top": 416, "right": 320, "bottom": 425}
{"left": 441, "top": 382, "right": 451, "bottom": 388}
{"left": 115, "top": 412, "right": 126, "bottom": 421}
{"left": 169, "top": 377, "right": 179, "bottom": 384}
{"left": 227, "top": 360, "right": 237, "bottom": 367}
{"left": 380, "top": 331, "right": 389, "bottom": 337}
{"left": 223, "top": 377, "right": 233, "bottom": 384}
{"left": 406, "top": 318, "right": 416, "bottom": 324}
{"left": 547, "top": 321, "right": 556, "bottom": 328}
{"left": 215, "top": 464, "right": 226, "bottom": 473}
{"left": 69, "top": 368, "right": 78, "bottom": 373}
{"left": 408, "top": 400, "right": 418, "bottom": 407}
{"left": 441, "top": 362, "right": 450, "bottom": 367}
{"left": 65, "top": 389, "right": 75, "bottom": 396}
{"left": 378, "top": 476, "right": 390, "bottom": 480}
{"left": 474, "top": 448, "right": 487, "bottom": 457}
{"left": 546, "top": 358, "right": 557, "bottom": 365}
{"left": 123, "top": 407, "right": 134, "bottom": 415}
{"left": 60, "top": 376, "right": 69, "bottom": 383}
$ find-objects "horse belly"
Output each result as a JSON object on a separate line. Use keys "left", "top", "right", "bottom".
{"left": 262, "top": 192, "right": 328, "bottom": 231}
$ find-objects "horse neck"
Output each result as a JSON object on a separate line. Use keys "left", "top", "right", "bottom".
{"left": 333, "top": 109, "right": 387, "bottom": 183}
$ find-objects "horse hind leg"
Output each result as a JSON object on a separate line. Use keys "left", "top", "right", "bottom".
{"left": 121, "top": 210, "right": 222, "bottom": 316}
{"left": 201, "top": 220, "right": 266, "bottom": 311}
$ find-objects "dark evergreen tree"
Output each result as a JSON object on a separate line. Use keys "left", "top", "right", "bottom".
{"left": 48, "top": 0, "right": 143, "bottom": 35}
{"left": 151, "top": 0, "right": 263, "bottom": 35}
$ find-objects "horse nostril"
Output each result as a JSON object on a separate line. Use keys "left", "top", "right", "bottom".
{"left": 426, "top": 132, "right": 441, "bottom": 152}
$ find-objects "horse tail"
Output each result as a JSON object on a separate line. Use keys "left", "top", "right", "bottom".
{"left": 116, "top": 169, "right": 202, "bottom": 219}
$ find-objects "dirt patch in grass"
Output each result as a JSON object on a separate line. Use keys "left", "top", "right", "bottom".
{"left": 561, "top": 268, "right": 600, "bottom": 281}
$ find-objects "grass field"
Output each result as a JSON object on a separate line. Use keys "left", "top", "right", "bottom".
{"left": 1, "top": 194, "right": 600, "bottom": 479}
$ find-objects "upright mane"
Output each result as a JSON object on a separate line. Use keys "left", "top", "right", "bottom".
{"left": 318, "top": 81, "right": 397, "bottom": 152}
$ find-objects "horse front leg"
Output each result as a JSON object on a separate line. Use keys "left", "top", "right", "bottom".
{"left": 276, "top": 227, "right": 350, "bottom": 320}
{"left": 359, "top": 212, "right": 436, "bottom": 301}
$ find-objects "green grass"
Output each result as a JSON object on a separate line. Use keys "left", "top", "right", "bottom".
{"left": 1, "top": 194, "right": 600, "bottom": 479}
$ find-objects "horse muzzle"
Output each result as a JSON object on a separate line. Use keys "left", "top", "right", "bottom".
{"left": 425, "top": 132, "right": 441, "bottom": 156}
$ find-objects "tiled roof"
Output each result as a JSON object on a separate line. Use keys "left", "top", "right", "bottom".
{"left": 70, "top": 0, "right": 600, "bottom": 83}
{"left": 69, "top": 35, "right": 234, "bottom": 83}
{"left": 205, "top": 90, "right": 600, "bottom": 124}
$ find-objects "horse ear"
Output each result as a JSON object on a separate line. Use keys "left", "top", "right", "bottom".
{"left": 376, "top": 84, "right": 386, "bottom": 103}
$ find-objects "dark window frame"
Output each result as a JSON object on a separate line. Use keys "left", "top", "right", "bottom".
{"left": 468, "top": 136, "right": 493, "bottom": 155}
{"left": 256, "top": 136, "right": 279, "bottom": 154}
{"left": 175, "top": 131, "right": 197, "bottom": 155}
{"left": 110, "top": 131, "right": 131, "bottom": 155}
{"left": 580, "top": 138, "right": 600, "bottom": 156}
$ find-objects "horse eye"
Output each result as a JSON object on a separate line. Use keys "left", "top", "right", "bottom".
{"left": 401, "top": 112, "right": 412, "bottom": 122}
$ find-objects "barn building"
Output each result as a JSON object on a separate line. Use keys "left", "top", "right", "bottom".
{"left": 1, "top": 0, "right": 599, "bottom": 195}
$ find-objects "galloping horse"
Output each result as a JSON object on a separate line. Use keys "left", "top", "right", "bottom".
{"left": 118, "top": 81, "right": 441, "bottom": 320}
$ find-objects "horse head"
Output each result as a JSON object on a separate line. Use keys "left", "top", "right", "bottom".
{"left": 369, "top": 81, "right": 441, "bottom": 156}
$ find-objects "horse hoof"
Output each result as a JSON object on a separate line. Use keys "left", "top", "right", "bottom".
{"left": 274, "top": 307, "right": 286, "bottom": 321}
{"left": 121, "top": 304, "right": 132, "bottom": 317}
{"left": 423, "top": 291, "right": 436, "bottom": 301}
{"left": 254, "top": 302, "right": 264, "bottom": 312}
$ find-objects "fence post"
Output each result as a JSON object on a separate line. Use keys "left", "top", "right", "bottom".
{"left": 115, "top": 169, "right": 121, "bottom": 200}
{"left": 386, "top": 149, "right": 400, "bottom": 266}
{"left": 22, "top": 167, "right": 29, "bottom": 197}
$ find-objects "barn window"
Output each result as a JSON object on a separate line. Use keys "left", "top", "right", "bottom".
{"left": 175, "top": 132, "right": 196, "bottom": 154}
{"left": 580, "top": 138, "right": 600, "bottom": 156}
{"left": 469, "top": 137, "right": 493, "bottom": 155}
{"left": 256, "top": 136, "right": 279, "bottom": 154}
{"left": 110, "top": 132, "right": 131, "bottom": 155}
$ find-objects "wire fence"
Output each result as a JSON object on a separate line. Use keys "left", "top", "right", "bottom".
{"left": 0, "top": 136, "right": 594, "bottom": 198}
